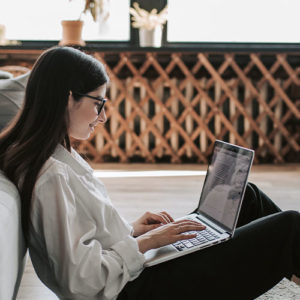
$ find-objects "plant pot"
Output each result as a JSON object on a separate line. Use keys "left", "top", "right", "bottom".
{"left": 59, "top": 20, "right": 86, "bottom": 47}
{"left": 139, "top": 26, "right": 162, "bottom": 48}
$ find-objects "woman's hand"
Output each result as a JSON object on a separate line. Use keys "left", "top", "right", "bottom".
{"left": 136, "top": 219, "right": 206, "bottom": 253}
{"left": 131, "top": 211, "right": 174, "bottom": 237}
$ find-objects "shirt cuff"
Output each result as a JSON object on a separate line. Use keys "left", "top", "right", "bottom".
{"left": 110, "top": 235, "right": 145, "bottom": 277}
{"left": 129, "top": 224, "right": 135, "bottom": 236}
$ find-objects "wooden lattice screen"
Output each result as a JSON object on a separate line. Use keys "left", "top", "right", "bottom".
{"left": 1, "top": 49, "right": 299, "bottom": 163}
{"left": 73, "top": 51, "right": 300, "bottom": 164}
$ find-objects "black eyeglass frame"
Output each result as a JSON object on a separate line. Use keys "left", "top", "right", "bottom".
{"left": 73, "top": 92, "right": 107, "bottom": 115}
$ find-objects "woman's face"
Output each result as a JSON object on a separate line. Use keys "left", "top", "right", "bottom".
{"left": 68, "top": 84, "right": 107, "bottom": 140}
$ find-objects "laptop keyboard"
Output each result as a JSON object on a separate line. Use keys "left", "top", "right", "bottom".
{"left": 172, "top": 228, "right": 220, "bottom": 251}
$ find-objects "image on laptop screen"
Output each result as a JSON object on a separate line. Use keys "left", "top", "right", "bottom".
{"left": 198, "top": 142, "right": 253, "bottom": 232}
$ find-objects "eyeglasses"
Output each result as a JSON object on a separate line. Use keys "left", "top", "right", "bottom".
{"left": 73, "top": 92, "right": 107, "bottom": 115}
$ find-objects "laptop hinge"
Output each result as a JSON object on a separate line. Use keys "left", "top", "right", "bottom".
{"left": 195, "top": 214, "right": 227, "bottom": 235}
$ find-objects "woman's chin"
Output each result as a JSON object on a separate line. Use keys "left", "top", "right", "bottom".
{"left": 69, "top": 132, "right": 91, "bottom": 140}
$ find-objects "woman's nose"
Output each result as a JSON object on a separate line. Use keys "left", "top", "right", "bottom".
{"left": 98, "top": 108, "right": 107, "bottom": 123}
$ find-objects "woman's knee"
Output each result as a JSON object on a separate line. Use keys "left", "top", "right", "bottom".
{"left": 280, "top": 210, "right": 300, "bottom": 227}
{"left": 240, "top": 182, "right": 260, "bottom": 214}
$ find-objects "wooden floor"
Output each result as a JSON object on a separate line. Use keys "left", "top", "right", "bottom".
{"left": 17, "top": 164, "right": 300, "bottom": 299}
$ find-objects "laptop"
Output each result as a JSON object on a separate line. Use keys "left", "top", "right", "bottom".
{"left": 144, "top": 140, "right": 254, "bottom": 267}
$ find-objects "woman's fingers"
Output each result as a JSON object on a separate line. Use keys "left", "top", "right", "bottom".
{"left": 177, "top": 233, "right": 198, "bottom": 240}
{"left": 137, "top": 218, "right": 207, "bottom": 252}
{"left": 173, "top": 219, "right": 205, "bottom": 227}
{"left": 173, "top": 222, "right": 205, "bottom": 234}
{"left": 168, "top": 222, "right": 205, "bottom": 243}
{"left": 147, "top": 218, "right": 205, "bottom": 234}
{"left": 147, "top": 212, "right": 169, "bottom": 224}
{"left": 145, "top": 211, "right": 174, "bottom": 225}
{"left": 159, "top": 211, "right": 174, "bottom": 223}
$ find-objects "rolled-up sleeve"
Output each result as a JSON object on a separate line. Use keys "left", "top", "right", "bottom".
{"left": 110, "top": 235, "right": 145, "bottom": 276}
{"left": 31, "top": 170, "right": 145, "bottom": 300}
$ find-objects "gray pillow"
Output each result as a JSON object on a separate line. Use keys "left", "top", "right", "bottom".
{"left": 0, "top": 70, "right": 13, "bottom": 79}
{"left": 0, "top": 72, "right": 30, "bottom": 131}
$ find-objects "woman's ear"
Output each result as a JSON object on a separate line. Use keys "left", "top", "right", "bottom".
{"left": 68, "top": 91, "right": 74, "bottom": 99}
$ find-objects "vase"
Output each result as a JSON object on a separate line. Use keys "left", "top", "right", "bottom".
{"left": 0, "top": 24, "right": 6, "bottom": 45}
{"left": 139, "top": 26, "right": 162, "bottom": 48}
{"left": 59, "top": 20, "right": 86, "bottom": 47}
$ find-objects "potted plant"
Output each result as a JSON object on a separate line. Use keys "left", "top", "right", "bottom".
{"left": 129, "top": 2, "right": 168, "bottom": 47}
{"left": 59, "top": 0, "right": 104, "bottom": 46}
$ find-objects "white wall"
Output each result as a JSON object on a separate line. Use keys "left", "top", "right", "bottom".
{"left": 168, "top": 0, "right": 300, "bottom": 43}
{"left": 0, "top": 0, "right": 130, "bottom": 41}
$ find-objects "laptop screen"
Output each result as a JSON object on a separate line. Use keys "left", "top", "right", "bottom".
{"left": 197, "top": 140, "right": 254, "bottom": 233}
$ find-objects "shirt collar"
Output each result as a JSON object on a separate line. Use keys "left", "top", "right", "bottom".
{"left": 52, "top": 144, "right": 94, "bottom": 175}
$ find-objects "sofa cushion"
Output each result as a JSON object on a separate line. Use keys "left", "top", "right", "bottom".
{"left": 0, "top": 171, "right": 27, "bottom": 300}
{"left": 0, "top": 72, "right": 30, "bottom": 131}
{"left": 0, "top": 70, "right": 13, "bottom": 79}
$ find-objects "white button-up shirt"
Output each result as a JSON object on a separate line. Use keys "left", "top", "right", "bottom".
{"left": 29, "top": 145, "right": 145, "bottom": 300}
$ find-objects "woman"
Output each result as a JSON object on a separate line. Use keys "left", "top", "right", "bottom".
{"left": 0, "top": 47, "right": 299, "bottom": 300}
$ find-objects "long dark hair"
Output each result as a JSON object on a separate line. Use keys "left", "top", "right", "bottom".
{"left": 0, "top": 46, "right": 109, "bottom": 241}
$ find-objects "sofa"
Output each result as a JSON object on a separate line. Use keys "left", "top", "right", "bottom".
{"left": 0, "top": 70, "right": 30, "bottom": 131}
{"left": 0, "top": 172, "right": 27, "bottom": 299}
{"left": 0, "top": 67, "right": 30, "bottom": 299}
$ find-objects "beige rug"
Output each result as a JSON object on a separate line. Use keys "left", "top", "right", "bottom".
{"left": 257, "top": 279, "right": 300, "bottom": 299}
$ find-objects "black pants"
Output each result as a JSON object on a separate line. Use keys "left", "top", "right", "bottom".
{"left": 117, "top": 183, "right": 300, "bottom": 300}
